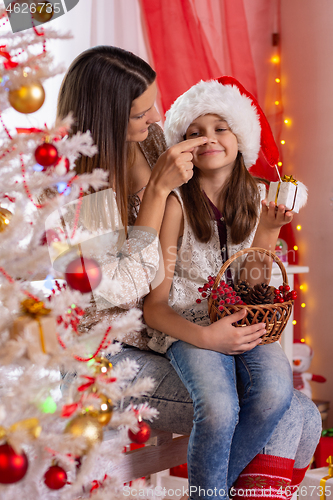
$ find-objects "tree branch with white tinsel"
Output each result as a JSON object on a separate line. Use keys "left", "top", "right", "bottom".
{"left": 0, "top": 8, "right": 158, "bottom": 499}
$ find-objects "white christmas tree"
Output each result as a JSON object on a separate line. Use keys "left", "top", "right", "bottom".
{"left": 0, "top": 6, "right": 157, "bottom": 499}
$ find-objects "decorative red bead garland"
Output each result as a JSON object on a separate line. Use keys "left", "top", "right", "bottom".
{"left": 57, "top": 327, "right": 112, "bottom": 363}
{"left": 19, "top": 152, "right": 81, "bottom": 210}
{"left": 0, "top": 267, "right": 42, "bottom": 302}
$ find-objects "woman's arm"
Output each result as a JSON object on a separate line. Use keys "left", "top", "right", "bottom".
{"left": 240, "top": 200, "right": 293, "bottom": 285}
{"left": 135, "top": 136, "right": 207, "bottom": 233}
{"left": 91, "top": 137, "right": 208, "bottom": 309}
{"left": 143, "top": 195, "right": 266, "bottom": 355}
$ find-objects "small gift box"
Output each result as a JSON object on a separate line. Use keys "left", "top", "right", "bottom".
{"left": 300, "top": 457, "right": 333, "bottom": 500}
{"left": 267, "top": 175, "right": 308, "bottom": 213}
{"left": 315, "top": 436, "right": 333, "bottom": 468}
{"left": 9, "top": 298, "right": 59, "bottom": 358}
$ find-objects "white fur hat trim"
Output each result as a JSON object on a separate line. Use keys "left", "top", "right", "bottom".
{"left": 164, "top": 79, "right": 261, "bottom": 168}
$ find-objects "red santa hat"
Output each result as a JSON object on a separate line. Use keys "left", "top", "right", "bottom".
{"left": 164, "top": 76, "right": 279, "bottom": 169}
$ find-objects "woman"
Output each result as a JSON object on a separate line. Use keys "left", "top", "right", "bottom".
{"left": 57, "top": 46, "right": 321, "bottom": 498}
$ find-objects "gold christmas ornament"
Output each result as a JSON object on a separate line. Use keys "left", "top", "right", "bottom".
{"left": 86, "top": 393, "right": 113, "bottom": 427}
{"left": 0, "top": 417, "right": 41, "bottom": 440}
{"left": 64, "top": 414, "right": 103, "bottom": 451}
{"left": 94, "top": 357, "right": 113, "bottom": 375}
{"left": 32, "top": 2, "right": 54, "bottom": 23}
{"left": 0, "top": 207, "right": 12, "bottom": 232}
{"left": 8, "top": 81, "right": 45, "bottom": 114}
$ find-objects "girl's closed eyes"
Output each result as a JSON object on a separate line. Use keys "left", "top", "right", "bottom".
{"left": 186, "top": 119, "right": 229, "bottom": 138}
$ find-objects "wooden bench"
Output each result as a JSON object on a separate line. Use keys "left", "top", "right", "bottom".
{"left": 104, "top": 429, "right": 189, "bottom": 483}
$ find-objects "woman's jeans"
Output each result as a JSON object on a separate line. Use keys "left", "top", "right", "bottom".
{"left": 166, "top": 340, "right": 293, "bottom": 500}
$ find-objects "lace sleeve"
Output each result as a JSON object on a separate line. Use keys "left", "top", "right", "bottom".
{"left": 46, "top": 189, "right": 161, "bottom": 311}
{"left": 91, "top": 226, "right": 161, "bottom": 311}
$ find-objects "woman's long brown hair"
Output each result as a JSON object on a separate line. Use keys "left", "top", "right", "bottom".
{"left": 57, "top": 45, "right": 156, "bottom": 229}
{"left": 180, "top": 152, "right": 261, "bottom": 245}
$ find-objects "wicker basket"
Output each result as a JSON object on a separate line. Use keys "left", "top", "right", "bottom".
{"left": 207, "top": 247, "right": 293, "bottom": 344}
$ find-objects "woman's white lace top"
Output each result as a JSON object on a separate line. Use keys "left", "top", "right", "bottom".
{"left": 146, "top": 186, "right": 266, "bottom": 353}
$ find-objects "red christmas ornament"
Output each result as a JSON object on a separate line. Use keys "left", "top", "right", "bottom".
{"left": 35, "top": 142, "right": 59, "bottom": 168}
{"left": 128, "top": 421, "right": 151, "bottom": 444}
{"left": 0, "top": 443, "right": 28, "bottom": 484}
{"left": 44, "top": 464, "right": 67, "bottom": 490}
{"left": 54, "top": 157, "right": 70, "bottom": 176}
{"left": 65, "top": 256, "right": 102, "bottom": 294}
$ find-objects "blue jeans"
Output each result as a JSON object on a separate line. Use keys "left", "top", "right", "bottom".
{"left": 262, "top": 388, "right": 322, "bottom": 469}
{"left": 109, "top": 346, "right": 321, "bottom": 494}
{"left": 166, "top": 340, "right": 293, "bottom": 500}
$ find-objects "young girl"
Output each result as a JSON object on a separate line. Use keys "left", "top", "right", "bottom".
{"left": 143, "top": 78, "right": 297, "bottom": 500}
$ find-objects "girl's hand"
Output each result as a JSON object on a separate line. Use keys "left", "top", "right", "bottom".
{"left": 199, "top": 309, "right": 266, "bottom": 354}
{"left": 259, "top": 200, "right": 293, "bottom": 232}
{"left": 148, "top": 136, "right": 208, "bottom": 197}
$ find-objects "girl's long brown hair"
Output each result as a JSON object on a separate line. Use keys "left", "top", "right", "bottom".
{"left": 180, "top": 152, "right": 261, "bottom": 245}
{"left": 57, "top": 45, "right": 156, "bottom": 229}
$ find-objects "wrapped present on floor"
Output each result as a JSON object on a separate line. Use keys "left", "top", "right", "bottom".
{"left": 9, "top": 298, "right": 59, "bottom": 359}
{"left": 300, "top": 457, "right": 333, "bottom": 500}
{"left": 267, "top": 175, "right": 308, "bottom": 213}
{"left": 315, "top": 435, "right": 333, "bottom": 468}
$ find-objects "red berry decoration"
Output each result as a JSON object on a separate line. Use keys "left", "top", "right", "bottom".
{"left": 35, "top": 142, "right": 59, "bottom": 168}
{"left": 128, "top": 421, "right": 151, "bottom": 444}
{"left": 65, "top": 256, "right": 102, "bottom": 294}
{"left": 0, "top": 443, "right": 28, "bottom": 484}
{"left": 54, "top": 157, "right": 70, "bottom": 176}
{"left": 197, "top": 276, "right": 243, "bottom": 307}
{"left": 44, "top": 464, "right": 67, "bottom": 490}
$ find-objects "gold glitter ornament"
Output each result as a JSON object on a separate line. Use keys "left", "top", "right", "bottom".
{"left": 64, "top": 414, "right": 103, "bottom": 451}
{"left": 0, "top": 207, "right": 12, "bottom": 232}
{"left": 94, "top": 357, "right": 113, "bottom": 375}
{"left": 32, "top": 2, "right": 54, "bottom": 23}
{"left": 86, "top": 393, "right": 113, "bottom": 427}
{"left": 8, "top": 81, "right": 45, "bottom": 114}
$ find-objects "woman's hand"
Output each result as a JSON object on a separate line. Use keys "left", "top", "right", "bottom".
{"left": 259, "top": 200, "right": 293, "bottom": 232}
{"left": 148, "top": 136, "right": 208, "bottom": 197}
{"left": 198, "top": 309, "right": 266, "bottom": 355}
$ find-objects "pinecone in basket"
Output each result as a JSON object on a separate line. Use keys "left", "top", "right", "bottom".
{"left": 234, "top": 280, "right": 252, "bottom": 302}
{"left": 245, "top": 283, "right": 275, "bottom": 305}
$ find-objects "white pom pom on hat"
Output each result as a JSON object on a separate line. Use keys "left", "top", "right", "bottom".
{"left": 164, "top": 75, "right": 280, "bottom": 169}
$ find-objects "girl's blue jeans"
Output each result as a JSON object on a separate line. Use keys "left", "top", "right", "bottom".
{"left": 166, "top": 340, "right": 293, "bottom": 500}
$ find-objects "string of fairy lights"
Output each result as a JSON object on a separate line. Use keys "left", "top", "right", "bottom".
{"left": 271, "top": 35, "right": 306, "bottom": 342}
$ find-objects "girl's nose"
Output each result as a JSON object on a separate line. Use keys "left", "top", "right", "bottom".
{"left": 147, "top": 105, "right": 161, "bottom": 124}
{"left": 206, "top": 132, "right": 217, "bottom": 142}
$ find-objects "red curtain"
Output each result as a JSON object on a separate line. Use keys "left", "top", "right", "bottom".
{"left": 139, "top": 0, "right": 257, "bottom": 113}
